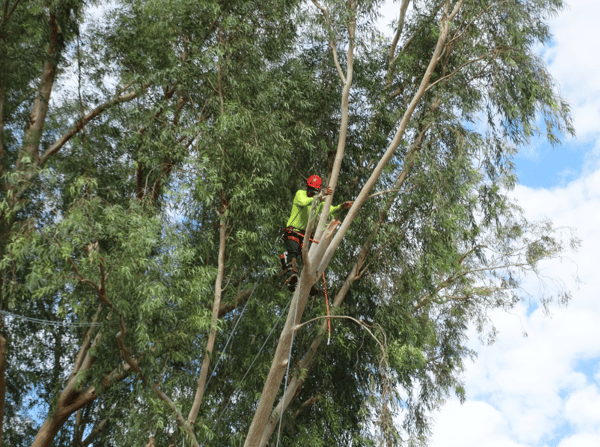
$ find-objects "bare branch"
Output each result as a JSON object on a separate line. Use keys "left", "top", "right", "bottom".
{"left": 39, "top": 82, "right": 152, "bottom": 165}
{"left": 311, "top": 0, "right": 346, "bottom": 84}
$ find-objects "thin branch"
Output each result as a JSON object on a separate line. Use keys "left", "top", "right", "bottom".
{"left": 2, "top": 0, "right": 22, "bottom": 30}
{"left": 448, "top": 0, "right": 507, "bottom": 45}
{"left": 366, "top": 186, "right": 415, "bottom": 200}
{"left": 39, "top": 82, "right": 152, "bottom": 165}
{"left": 387, "top": 0, "right": 411, "bottom": 81}
{"left": 425, "top": 54, "right": 489, "bottom": 92}
{"left": 311, "top": 0, "right": 346, "bottom": 84}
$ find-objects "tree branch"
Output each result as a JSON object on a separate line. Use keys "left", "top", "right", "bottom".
{"left": 40, "top": 82, "right": 151, "bottom": 165}
{"left": 311, "top": 0, "right": 346, "bottom": 84}
{"left": 80, "top": 419, "right": 107, "bottom": 447}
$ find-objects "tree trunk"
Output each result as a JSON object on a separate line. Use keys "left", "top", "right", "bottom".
{"left": 243, "top": 279, "right": 313, "bottom": 447}
{"left": 17, "top": 12, "right": 61, "bottom": 175}
{"left": 30, "top": 385, "right": 98, "bottom": 447}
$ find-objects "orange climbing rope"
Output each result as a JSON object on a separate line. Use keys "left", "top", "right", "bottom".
{"left": 322, "top": 271, "right": 331, "bottom": 345}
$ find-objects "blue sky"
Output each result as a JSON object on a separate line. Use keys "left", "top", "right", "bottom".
{"left": 513, "top": 139, "right": 589, "bottom": 189}
{"left": 426, "top": 1, "right": 600, "bottom": 446}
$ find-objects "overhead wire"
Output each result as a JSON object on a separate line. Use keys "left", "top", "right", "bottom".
{"left": 0, "top": 310, "right": 100, "bottom": 327}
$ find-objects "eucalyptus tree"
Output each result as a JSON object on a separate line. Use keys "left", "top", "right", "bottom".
{"left": 242, "top": 0, "right": 575, "bottom": 445}
{"left": 0, "top": 0, "right": 577, "bottom": 446}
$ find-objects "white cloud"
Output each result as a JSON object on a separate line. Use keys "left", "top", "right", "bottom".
{"left": 430, "top": 400, "right": 517, "bottom": 447}
{"left": 430, "top": 158, "right": 600, "bottom": 446}
{"left": 556, "top": 433, "right": 600, "bottom": 447}
{"left": 564, "top": 385, "right": 600, "bottom": 432}
{"left": 543, "top": 0, "right": 600, "bottom": 140}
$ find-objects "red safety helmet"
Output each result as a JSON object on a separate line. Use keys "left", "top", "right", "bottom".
{"left": 306, "top": 175, "right": 322, "bottom": 190}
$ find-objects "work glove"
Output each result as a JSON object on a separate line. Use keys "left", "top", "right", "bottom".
{"left": 341, "top": 201, "right": 353, "bottom": 210}
{"left": 324, "top": 186, "right": 333, "bottom": 196}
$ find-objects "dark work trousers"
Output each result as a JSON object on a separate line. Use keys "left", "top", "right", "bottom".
{"left": 281, "top": 227, "right": 304, "bottom": 273}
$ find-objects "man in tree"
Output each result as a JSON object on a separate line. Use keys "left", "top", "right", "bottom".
{"left": 280, "top": 175, "right": 352, "bottom": 291}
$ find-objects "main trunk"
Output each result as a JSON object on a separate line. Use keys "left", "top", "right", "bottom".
{"left": 243, "top": 274, "right": 315, "bottom": 446}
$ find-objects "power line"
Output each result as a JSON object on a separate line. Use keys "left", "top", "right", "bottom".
{"left": 0, "top": 310, "right": 100, "bottom": 328}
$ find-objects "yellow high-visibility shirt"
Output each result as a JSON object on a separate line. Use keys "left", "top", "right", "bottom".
{"left": 286, "top": 190, "right": 341, "bottom": 231}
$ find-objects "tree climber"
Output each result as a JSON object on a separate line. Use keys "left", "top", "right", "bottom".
{"left": 280, "top": 175, "right": 352, "bottom": 292}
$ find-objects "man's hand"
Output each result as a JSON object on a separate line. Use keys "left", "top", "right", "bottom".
{"left": 324, "top": 186, "right": 333, "bottom": 196}
{"left": 341, "top": 201, "right": 353, "bottom": 210}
